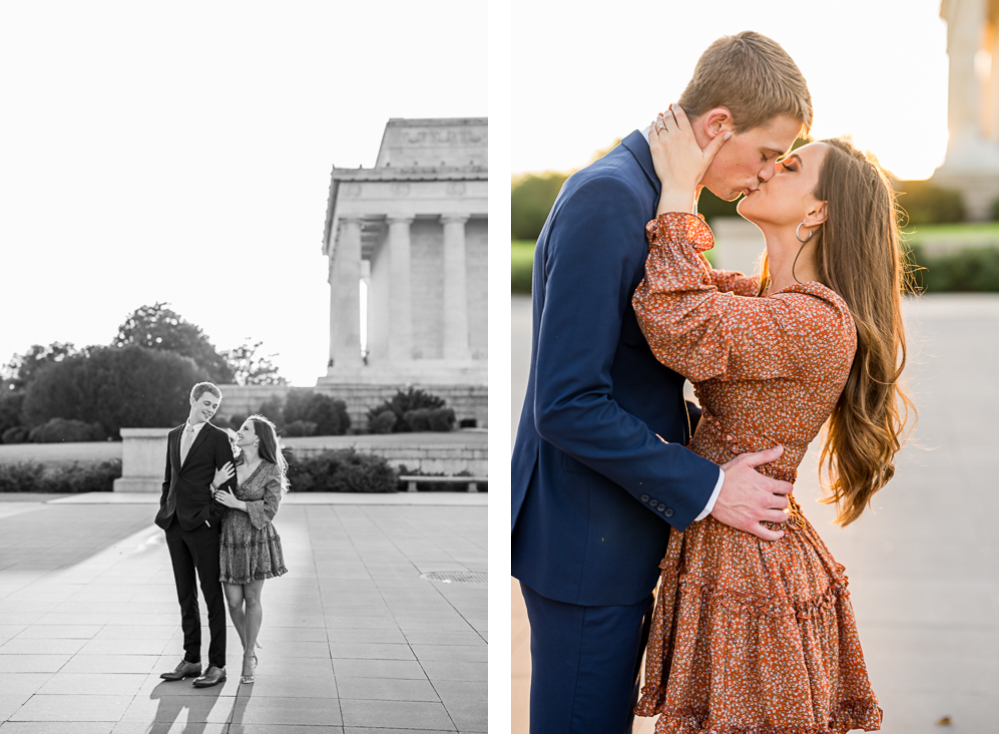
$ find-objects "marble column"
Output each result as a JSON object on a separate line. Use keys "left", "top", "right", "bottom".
{"left": 442, "top": 214, "right": 471, "bottom": 361}
{"left": 387, "top": 216, "right": 414, "bottom": 361}
{"left": 942, "top": 0, "right": 984, "bottom": 152}
{"left": 328, "top": 216, "right": 363, "bottom": 371}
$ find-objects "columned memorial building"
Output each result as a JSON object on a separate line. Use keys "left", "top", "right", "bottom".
{"left": 932, "top": 0, "right": 999, "bottom": 219}
{"left": 318, "top": 117, "right": 488, "bottom": 424}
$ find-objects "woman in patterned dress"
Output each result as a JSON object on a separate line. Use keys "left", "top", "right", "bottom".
{"left": 631, "top": 106, "right": 912, "bottom": 733}
{"left": 211, "top": 414, "right": 288, "bottom": 684}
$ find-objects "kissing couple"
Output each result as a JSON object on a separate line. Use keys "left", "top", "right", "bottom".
{"left": 512, "top": 31, "right": 911, "bottom": 734}
{"left": 154, "top": 381, "right": 289, "bottom": 688}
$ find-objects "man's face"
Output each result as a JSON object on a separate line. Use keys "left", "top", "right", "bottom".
{"left": 188, "top": 391, "right": 221, "bottom": 425}
{"left": 701, "top": 114, "right": 803, "bottom": 202}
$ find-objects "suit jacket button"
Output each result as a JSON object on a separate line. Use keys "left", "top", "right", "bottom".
{"left": 657, "top": 503, "right": 666, "bottom": 512}
{"left": 640, "top": 494, "right": 650, "bottom": 503}
{"left": 664, "top": 508, "right": 674, "bottom": 517}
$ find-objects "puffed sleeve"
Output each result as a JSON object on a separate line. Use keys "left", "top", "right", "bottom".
{"left": 245, "top": 463, "right": 283, "bottom": 530}
{"left": 632, "top": 212, "right": 856, "bottom": 383}
{"left": 708, "top": 268, "right": 761, "bottom": 296}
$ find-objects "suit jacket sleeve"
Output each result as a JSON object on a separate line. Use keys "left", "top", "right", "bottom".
{"left": 160, "top": 430, "right": 173, "bottom": 509}
{"left": 210, "top": 429, "right": 236, "bottom": 522}
{"left": 533, "top": 176, "right": 719, "bottom": 529}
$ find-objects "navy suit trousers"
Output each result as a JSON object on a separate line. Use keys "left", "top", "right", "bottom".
{"left": 521, "top": 581, "right": 654, "bottom": 734}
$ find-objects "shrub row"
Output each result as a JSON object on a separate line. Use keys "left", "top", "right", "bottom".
{"left": 0, "top": 459, "right": 122, "bottom": 493}
{"left": 216, "top": 389, "right": 351, "bottom": 437}
{"left": 366, "top": 388, "right": 454, "bottom": 433}
{"left": 907, "top": 245, "right": 999, "bottom": 293}
{"left": 1, "top": 383, "right": 461, "bottom": 444}
{"left": 512, "top": 241, "right": 999, "bottom": 295}
{"left": 511, "top": 157, "right": 980, "bottom": 244}
{"left": 286, "top": 449, "right": 397, "bottom": 493}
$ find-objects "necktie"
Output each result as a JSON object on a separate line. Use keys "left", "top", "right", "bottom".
{"left": 180, "top": 425, "right": 195, "bottom": 466}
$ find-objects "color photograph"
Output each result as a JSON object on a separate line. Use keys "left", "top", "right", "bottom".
{"left": 510, "top": 1, "right": 998, "bottom": 733}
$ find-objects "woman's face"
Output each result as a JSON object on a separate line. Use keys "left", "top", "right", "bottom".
{"left": 236, "top": 421, "right": 258, "bottom": 449}
{"left": 737, "top": 142, "right": 829, "bottom": 228}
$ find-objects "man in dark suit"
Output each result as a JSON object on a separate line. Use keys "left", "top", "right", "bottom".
{"left": 511, "top": 32, "right": 814, "bottom": 733}
{"left": 156, "top": 381, "right": 235, "bottom": 687}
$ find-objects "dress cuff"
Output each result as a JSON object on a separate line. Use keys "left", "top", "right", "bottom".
{"left": 645, "top": 211, "right": 715, "bottom": 253}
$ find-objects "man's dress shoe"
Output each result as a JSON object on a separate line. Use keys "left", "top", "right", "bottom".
{"left": 160, "top": 659, "right": 202, "bottom": 681}
{"left": 192, "top": 665, "right": 227, "bottom": 688}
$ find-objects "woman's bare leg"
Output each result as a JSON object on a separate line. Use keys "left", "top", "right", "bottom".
{"left": 223, "top": 582, "right": 247, "bottom": 652}
{"left": 242, "top": 580, "right": 265, "bottom": 675}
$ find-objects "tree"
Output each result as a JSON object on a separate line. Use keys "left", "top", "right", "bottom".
{"left": 2, "top": 342, "right": 84, "bottom": 393}
{"left": 511, "top": 172, "right": 569, "bottom": 241}
{"left": 22, "top": 345, "right": 207, "bottom": 437}
{"left": 114, "top": 303, "right": 234, "bottom": 383}
{"left": 223, "top": 341, "right": 287, "bottom": 386}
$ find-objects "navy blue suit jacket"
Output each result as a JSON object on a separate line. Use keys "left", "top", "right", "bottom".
{"left": 511, "top": 130, "right": 721, "bottom": 607}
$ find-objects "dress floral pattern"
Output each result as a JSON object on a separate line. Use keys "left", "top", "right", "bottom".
{"left": 631, "top": 213, "right": 882, "bottom": 733}
{"left": 219, "top": 460, "right": 287, "bottom": 584}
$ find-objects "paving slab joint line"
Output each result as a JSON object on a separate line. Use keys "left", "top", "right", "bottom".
{"left": 46, "top": 492, "right": 489, "bottom": 506}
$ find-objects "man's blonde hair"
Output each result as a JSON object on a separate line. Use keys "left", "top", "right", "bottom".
{"left": 678, "top": 31, "right": 812, "bottom": 135}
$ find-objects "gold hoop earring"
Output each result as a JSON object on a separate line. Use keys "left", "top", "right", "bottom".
{"left": 795, "top": 222, "right": 814, "bottom": 243}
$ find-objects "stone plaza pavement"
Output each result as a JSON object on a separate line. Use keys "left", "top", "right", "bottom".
{"left": 511, "top": 293, "right": 998, "bottom": 734}
{"left": 0, "top": 492, "right": 487, "bottom": 733}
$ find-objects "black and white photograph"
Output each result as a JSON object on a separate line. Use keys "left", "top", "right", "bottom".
{"left": 0, "top": 2, "right": 488, "bottom": 732}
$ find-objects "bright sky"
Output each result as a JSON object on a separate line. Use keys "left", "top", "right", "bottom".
{"left": 0, "top": 1, "right": 487, "bottom": 386}
{"left": 512, "top": 0, "right": 951, "bottom": 180}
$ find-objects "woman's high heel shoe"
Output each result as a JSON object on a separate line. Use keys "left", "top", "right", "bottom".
{"left": 240, "top": 652, "right": 257, "bottom": 684}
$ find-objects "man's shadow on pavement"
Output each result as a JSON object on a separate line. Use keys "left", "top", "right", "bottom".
{"left": 146, "top": 678, "right": 232, "bottom": 733}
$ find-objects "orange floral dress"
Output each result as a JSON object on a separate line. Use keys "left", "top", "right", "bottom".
{"left": 631, "top": 213, "right": 882, "bottom": 734}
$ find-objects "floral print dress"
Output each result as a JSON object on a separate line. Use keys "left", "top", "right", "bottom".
{"left": 219, "top": 460, "right": 288, "bottom": 584}
{"left": 631, "top": 213, "right": 882, "bottom": 733}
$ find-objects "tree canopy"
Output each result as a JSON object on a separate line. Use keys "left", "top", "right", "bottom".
{"left": 113, "top": 303, "right": 235, "bottom": 383}
{"left": 3, "top": 342, "right": 84, "bottom": 393}
{"left": 223, "top": 340, "right": 288, "bottom": 386}
{"left": 22, "top": 345, "right": 207, "bottom": 436}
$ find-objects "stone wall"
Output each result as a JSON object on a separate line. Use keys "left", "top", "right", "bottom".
{"left": 215, "top": 383, "right": 488, "bottom": 431}
{"left": 289, "top": 440, "right": 486, "bottom": 476}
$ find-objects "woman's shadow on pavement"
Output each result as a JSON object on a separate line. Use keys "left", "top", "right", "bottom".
{"left": 145, "top": 677, "right": 235, "bottom": 733}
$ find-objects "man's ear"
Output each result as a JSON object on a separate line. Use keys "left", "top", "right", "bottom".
{"left": 804, "top": 201, "right": 828, "bottom": 227}
{"left": 701, "top": 107, "right": 734, "bottom": 138}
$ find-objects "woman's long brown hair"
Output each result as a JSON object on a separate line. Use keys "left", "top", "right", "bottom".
{"left": 812, "top": 139, "right": 915, "bottom": 525}
{"left": 761, "top": 138, "right": 915, "bottom": 526}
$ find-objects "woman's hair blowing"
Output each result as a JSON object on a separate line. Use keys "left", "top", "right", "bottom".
{"left": 808, "top": 138, "right": 915, "bottom": 526}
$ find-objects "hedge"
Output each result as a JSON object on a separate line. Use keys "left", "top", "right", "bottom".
{"left": 22, "top": 345, "right": 206, "bottom": 438}
{"left": 0, "top": 459, "right": 122, "bottom": 493}
{"left": 513, "top": 239, "right": 998, "bottom": 295}
{"left": 285, "top": 449, "right": 397, "bottom": 493}
{"left": 29, "top": 418, "right": 107, "bottom": 444}
{"left": 367, "top": 388, "right": 449, "bottom": 433}
{"left": 907, "top": 245, "right": 999, "bottom": 293}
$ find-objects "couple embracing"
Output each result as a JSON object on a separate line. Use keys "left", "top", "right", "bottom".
{"left": 512, "top": 31, "right": 911, "bottom": 734}
{"left": 154, "top": 381, "right": 288, "bottom": 688}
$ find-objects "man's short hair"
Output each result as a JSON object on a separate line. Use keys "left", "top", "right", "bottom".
{"left": 190, "top": 382, "right": 222, "bottom": 402}
{"left": 679, "top": 31, "right": 812, "bottom": 135}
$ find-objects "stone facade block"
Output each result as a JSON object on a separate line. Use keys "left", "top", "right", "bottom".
{"left": 114, "top": 428, "right": 170, "bottom": 492}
